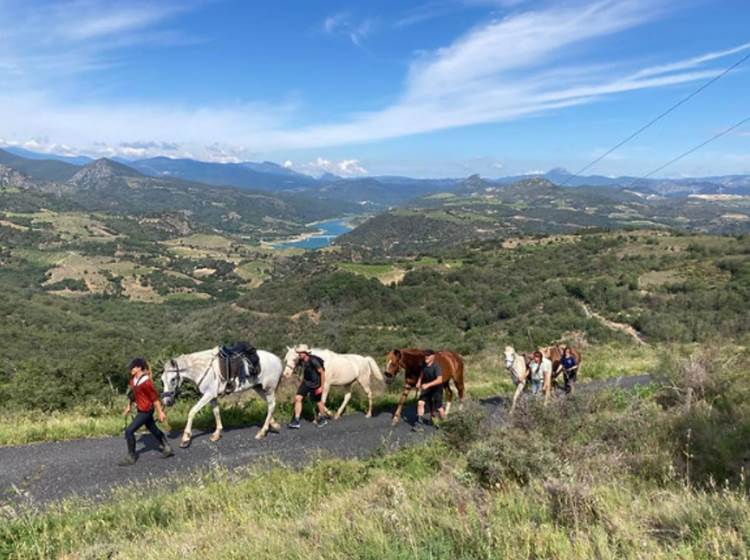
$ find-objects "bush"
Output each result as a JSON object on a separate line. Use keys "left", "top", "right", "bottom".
{"left": 439, "top": 402, "right": 486, "bottom": 452}
{"left": 466, "top": 427, "right": 559, "bottom": 487}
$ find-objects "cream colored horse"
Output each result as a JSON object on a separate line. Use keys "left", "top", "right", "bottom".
{"left": 161, "top": 347, "right": 283, "bottom": 446}
{"left": 504, "top": 346, "right": 529, "bottom": 413}
{"left": 282, "top": 347, "right": 383, "bottom": 418}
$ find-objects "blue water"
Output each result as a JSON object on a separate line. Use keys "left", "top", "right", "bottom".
{"left": 275, "top": 218, "right": 353, "bottom": 250}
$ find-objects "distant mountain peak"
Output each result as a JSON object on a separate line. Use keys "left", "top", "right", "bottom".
{"left": 69, "top": 158, "right": 142, "bottom": 187}
{"left": 512, "top": 177, "right": 556, "bottom": 189}
{"left": 0, "top": 164, "right": 35, "bottom": 190}
{"left": 547, "top": 167, "right": 571, "bottom": 176}
{"left": 459, "top": 174, "right": 492, "bottom": 192}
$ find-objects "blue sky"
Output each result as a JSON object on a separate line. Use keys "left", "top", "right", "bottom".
{"left": 0, "top": 0, "right": 748, "bottom": 178}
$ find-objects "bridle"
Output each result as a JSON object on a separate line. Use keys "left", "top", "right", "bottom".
{"left": 283, "top": 354, "right": 302, "bottom": 377}
{"left": 160, "top": 359, "right": 183, "bottom": 402}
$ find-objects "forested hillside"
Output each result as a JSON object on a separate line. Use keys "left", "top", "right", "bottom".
{"left": 1, "top": 228, "right": 748, "bottom": 412}
{"left": 339, "top": 176, "right": 750, "bottom": 254}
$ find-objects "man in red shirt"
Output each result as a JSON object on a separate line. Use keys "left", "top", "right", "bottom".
{"left": 119, "top": 357, "right": 174, "bottom": 466}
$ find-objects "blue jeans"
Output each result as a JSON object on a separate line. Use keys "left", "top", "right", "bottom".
{"left": 530, "top": 379, "right": 543, "bottom": 395}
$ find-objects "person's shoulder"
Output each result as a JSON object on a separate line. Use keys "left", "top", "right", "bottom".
{"left": 310, "top": 355, "right": 324, "bottom": 367}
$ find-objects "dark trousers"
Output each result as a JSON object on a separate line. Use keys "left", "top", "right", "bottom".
{"left": 125, "top": 410, "right": 166, "bottom": 455}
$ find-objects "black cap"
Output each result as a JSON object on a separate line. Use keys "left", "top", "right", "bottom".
{"left": 127, "top": 357, "right": 148, "bottom": 371}
{"left": 424, "top": 349, "right": 435, "bottom": 356}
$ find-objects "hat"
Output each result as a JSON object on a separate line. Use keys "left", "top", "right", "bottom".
{"left": 128, "top": 357, "right": 148, "bottom": 371}
{"left": 424, "top": 349, "right": 435, "bottom": 356}
{"left": 294, "top": 344, "right": 311, "bottom": 354}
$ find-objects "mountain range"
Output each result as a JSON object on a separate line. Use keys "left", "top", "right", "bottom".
{"left": 3, "top": 146, "right": 750, "bottom": 203}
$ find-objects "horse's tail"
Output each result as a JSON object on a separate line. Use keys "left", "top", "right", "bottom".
{"left": 366, "top": 356, "right": 384, "bottom": 382}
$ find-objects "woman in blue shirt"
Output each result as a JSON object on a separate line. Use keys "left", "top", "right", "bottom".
{"left": 557, "top": 347, "right": 579, "bottom": 394}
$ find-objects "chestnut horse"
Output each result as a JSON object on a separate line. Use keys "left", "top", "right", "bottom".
{"left": 539, "top": 344, "right": 582, "bottom": 391}
{"left": 384, "top": 348, "right": 465, "bottom": 425}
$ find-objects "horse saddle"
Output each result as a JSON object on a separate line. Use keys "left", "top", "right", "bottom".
{"left": 218, "top": 342, "right": 260, "bottom": 386}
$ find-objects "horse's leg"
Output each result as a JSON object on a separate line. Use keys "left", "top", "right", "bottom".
{"left": 255, "top": 389, "right": 276, "bottom": 440}
{"left": 181, "top": 392, "right": 214, "bottom": 448}
{"left": 511, "top": 381, "right": 525, "bottom": 414}
{"left": 334, "top": 389, "right": 352, "bottom": 419}
{"left": 209, "top": 398, "right": 223, "bottom": 442}
{"left": 444, "top": 381, "right": 454, "bottom": 416}
{"left": 269, "top": 384, "right": 282, "bottom": 432}
{"left": 392, "top": 384, "right": 411, "bottom": 426}
{"left": 361, "top": 376, "right": 373, "bottom": 418}
{"left": 321, "top": 384, "right": 334, "bottom": 418}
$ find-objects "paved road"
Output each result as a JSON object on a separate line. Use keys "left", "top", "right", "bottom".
{"left": 0, "top": 375, "right": 651, "bottom": 509}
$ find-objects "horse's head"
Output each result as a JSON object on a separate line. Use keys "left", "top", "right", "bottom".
{"left": 160, "top": 358, "right": 182, "bottom": 407}
{"left": 383, "top": 349, "right": 403, "bottom": 384}
{"left": 504, "top": 346, "right": 515, "bottom": 369}
{"left": 282, "top": 346, "right": 300, "bottom": 378}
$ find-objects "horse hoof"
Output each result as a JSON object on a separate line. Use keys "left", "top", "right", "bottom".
{"left": 391, "top": 417, "right": 399, "bottom": 426}
{"left": 333, "top": 414, "right": 341, "bottom": 420}
{"left": 365, "top": 413, "right": 372, "bottom": 419}
{"left": 255, "top": 431, "right": 267, "bottom": 440}
{"left": 179, "top": 439, "right": 191, "bottom": 449}
{"left": 209, "top": 433, "right": 222, "bottom": 442}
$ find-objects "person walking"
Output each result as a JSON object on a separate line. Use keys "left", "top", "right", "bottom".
{"left": 288, "top": 345, "right": 330, "bottom": 429}
{"left": 413, "top": 350, "right": 446, "bottom": 432}
{"left": 119, "top": 357, "right": 174, "bottom": 466}
{"left": 529, "top": 351, "right": 553, "bottom": 405}
{"left": 557, "top": 347, "right": 579, "bottom": 394}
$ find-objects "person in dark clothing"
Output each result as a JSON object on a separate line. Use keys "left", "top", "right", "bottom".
{"left": 119, "top": 357, "right": 174, "bottom": 466}
{"left": 288, "top": 344, "right": 330, "bottom": 429}
{"left": 556, "top": 347, "right": 579, "bottom": 394}
{"left": 413, "top": 350, "right": 446, "bottom": 432}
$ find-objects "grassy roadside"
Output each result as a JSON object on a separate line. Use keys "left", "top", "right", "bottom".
{"left": 0, "top": 343, "right": 662, "bottom": 447}
{"left": 2, "top": 348, "right": 748, "bottom": 559}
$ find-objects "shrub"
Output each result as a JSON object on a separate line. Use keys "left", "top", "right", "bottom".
{"left": 440, "top": 402, "right": 487, "bottom": 452}
{"left": 466, "top": 427, "right": 559, "bottom": 487}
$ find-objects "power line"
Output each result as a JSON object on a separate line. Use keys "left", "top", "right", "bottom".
{"left": 628, "top": 114, "right": 750, "bottom": 188}
{"left": 561, "top": 48, "right": 750, "bottom": 186}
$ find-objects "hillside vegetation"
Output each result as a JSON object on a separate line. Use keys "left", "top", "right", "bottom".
{"left": 1, "top": 227, "right": 748, "bottom": 438}
{"left": 339, "top": 176, "right": 750, "bottom": 254}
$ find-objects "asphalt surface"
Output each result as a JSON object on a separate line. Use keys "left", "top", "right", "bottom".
{"left": 0, "top": 375, "right": 651, "bottom": 509}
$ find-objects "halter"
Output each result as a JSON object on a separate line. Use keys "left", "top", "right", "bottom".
{"left": 283, "top": 354, "right": 302, "bottom": 377}
{"left": 160, "top": 359, "right": 183, "bottom": 402}
{"left": 161, "top": 356, "right": 217, "bottom": 401}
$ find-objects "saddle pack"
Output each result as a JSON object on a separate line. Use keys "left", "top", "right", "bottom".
{"left": 218, "top": 342, "right": 261, "bottom": 389}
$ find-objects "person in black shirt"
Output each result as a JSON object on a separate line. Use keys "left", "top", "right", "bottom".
{"left": 288, "top": 344, "right": 330, "bottom": 429}
{"left": 413, "top": 350, "right": 446, "bottom": 432}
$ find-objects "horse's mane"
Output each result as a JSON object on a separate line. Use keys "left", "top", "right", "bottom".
{"left": 174, "top": 347, "right": 219, "bottom": 369}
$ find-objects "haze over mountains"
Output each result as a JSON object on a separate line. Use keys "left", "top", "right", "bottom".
{"left": 3, "top": 147, "right": 750, "bottom": 203}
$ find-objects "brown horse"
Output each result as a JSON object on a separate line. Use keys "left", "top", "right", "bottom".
{"left": 384, "top": 348, "right": 465, "bottom": 425}
{"left": 539, "top": 344, "right": 582, "bottom": 392}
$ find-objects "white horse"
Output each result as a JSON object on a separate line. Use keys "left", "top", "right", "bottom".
{"left": 282, "top": 347, "right": 383, "bottom": 418}
{"left": 161, "top": 347, "right": 283, "bottom": 447}
{"left": 504, "top": 346, "right": 529, "bottom": 413}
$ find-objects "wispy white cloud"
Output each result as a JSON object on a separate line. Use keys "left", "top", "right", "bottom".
{"left": 322, "top": 12, "right": 376, "bottom": 49}
{"left": 296, "top": 157, "right": 368, "bottom": 177}
{"left": 0, "top": 0, "right": 746, "bottom": 167}
{"left": 0, "top": 0, "right": 200, "bottom": 82}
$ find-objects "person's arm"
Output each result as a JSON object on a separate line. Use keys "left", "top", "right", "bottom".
{"left": 155, "top": 399, "right": 167, "bottom": 423}
{"left": 144, "top": 379, "right": 166, "bottom": 422}
{"left": 123, "top": 385, "right": 133, "bottom": 415}
{"left": 315, "top": 367, "right": 326, "bottom": 395}
{"left": 416, "top": 372, "right": 424, "bottom": 389}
